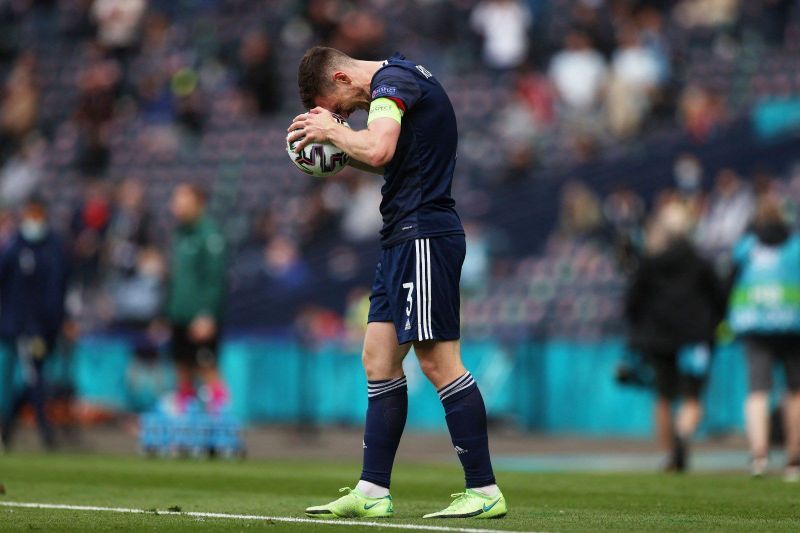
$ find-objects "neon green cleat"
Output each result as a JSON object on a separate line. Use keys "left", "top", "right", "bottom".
{"left": 423, "top": 488, "right": 507, "bottom": 519}
{"left": 305, "top": 487, "right": 394, "bottom": 519}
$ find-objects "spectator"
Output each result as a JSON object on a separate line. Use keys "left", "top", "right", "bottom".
{"left": 557, "top": 180, "right": 605, "bottom": 242}
{"left": 70, "top": 181, "right": 112, "bottom": 297}
{"left": 569, "top": 1, "right": 616, "bottom": 59}
{"left": 74, "top": 45, "right": 121, "bottom": 177}
{"left": 340, "top": 173, "right": 383, "bottom": 242}
{"left": 678, "top": 83, "right": 726, "bottom": 142}
{"left": 673, "top": 0, "right": 741, "bottom": 31}
{"left": 0, "top": 134, "right": 45, "bottom": 207}
{"left": 108, "top": 246, "right": 165, "bottom": 362}
{"left": 695, "top": 168, "right": 755, "bottom": 268}
{"left": 727, "top": 194, "right": 800, "bottom": 480}
{"left": 636, "top": 7, "right": 670, "bottom": 84}
{"left": 470, "top": 0, "right": 532, "bottom": 72}
{"left": 603, "top": 184, "right": 645, "bottom": 271}
{"left": 462, "top": 220, "right": 491, "bottom": 293}
{"left": 0, "top": 52, "right": 39, "bottom": 159}
{"left": 237, "top": 30, "right": 282, "bottom": 116}
{"left": 166, "top": 184, "right": 228, "bottom": 414}
{"left": 0, "top": 197, "right": 69, "bottom": 450}
{"left": 328, "top": 9, "right": 387, "bottom": 60}
{"left": 549, "top": 30, "right": 608, "bottom": 113}
{"left": 105, "top": 178, "right": 151, "bottom": 278}
{"left": 263, "top": 235, "right": 309, "bottom": 289}
{"left": 91, "top": 0, "right": 146, "bottom": 57}
{"left": 104, "top": 179, "right": 162, "bottom": 358}
{"left": 606, "top": 26, "right": 661, "bottom": 137}
{"left": 625, "top": 201, "right": 726, "bottom": 471}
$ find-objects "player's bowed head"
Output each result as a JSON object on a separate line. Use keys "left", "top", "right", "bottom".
{"left": 287, "top": 46, "right": 401, "bottom": 171}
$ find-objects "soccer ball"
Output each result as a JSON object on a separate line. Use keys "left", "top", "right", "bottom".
{"left": 286, "top": 115, "right": 350, "bottom": 177}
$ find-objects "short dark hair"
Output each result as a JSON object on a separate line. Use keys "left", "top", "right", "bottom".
{"left": 297, "top": 46, "right": 351, "bottom": 110}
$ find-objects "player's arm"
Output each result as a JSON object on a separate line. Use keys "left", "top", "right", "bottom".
{"left": 288, "top": 99, "right": 402, "bottom": 170}
{"left": 347, "top": 157, "right": 384, "bottom": 175}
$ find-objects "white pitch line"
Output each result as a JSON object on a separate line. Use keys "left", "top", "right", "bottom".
{"left": 0, "top": 501, "right": 543, "bottom": 533}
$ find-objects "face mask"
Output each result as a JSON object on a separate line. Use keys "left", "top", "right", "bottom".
{"left": 20, "top": 220, "right": 47, "bottom": 242}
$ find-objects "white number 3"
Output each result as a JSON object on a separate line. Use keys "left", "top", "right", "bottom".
{"left": 402, "top": 282, "right": 414, "bottom": 317}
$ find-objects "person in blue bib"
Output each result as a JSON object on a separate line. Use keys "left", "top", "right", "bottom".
{"left": 728, "top": 194, "right": 800, "bottom": 481}
{"left": 287, "top": 47, "right": 505, "bottom": 519}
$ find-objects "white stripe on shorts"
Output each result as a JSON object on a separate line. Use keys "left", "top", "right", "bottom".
{"left": 415, "top": 239, "right": 423, "bottom": 340}
{"left": 414, "top": 238, "right": 435, "bottom": 341}
{"left": 425, "top": 238, "right": 433, "bottom": 340}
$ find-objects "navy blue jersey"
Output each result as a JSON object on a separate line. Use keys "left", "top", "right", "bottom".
{"left": 370, "top": 53, "right": 463, "bottom": 248}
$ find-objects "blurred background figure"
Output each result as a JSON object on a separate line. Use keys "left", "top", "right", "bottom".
{"left": 549, "top": 30, "right": 607, "bottom": 116}
{"left": 0, "top": 52, "right": 38, "bottom": 162}
{"left": 606, "top": 25, "right": 662, "bottom": 138}
{"left": 470, "top": 0, "right": 532, "bottom": 73}
{"left": 696, "top": 168, "right": 755, "bottom": 270}
{"left": 167, "top": 183, "right": 228, "bottom": 414}
{"left": 625, "top": 201, "right": 726, "bottom": 471}
{"left": 727, "top": 194, "right": 800, "bottom": 481}
{"left": 91, "top": 0, "right": 146, "bottom": 61}
{"left": 0, "top": 197, "right": 69, "bottom": 451}
{"left": 237, "top": 30, "right": 282, "bottom": 117}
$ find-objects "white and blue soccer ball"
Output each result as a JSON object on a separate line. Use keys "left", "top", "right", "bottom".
{"left": 286, "top": 114, "right": 350, "bottom": 178}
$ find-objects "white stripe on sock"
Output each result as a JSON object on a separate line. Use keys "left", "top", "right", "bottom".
{"left": 368, "top": 377, "right": 406, "bottom": 390}
{"left": 439, "top": 377, "right": 475, "bottom": 402}
{"left": 368, "top": 381, "right": 408, "bottom": 398}
{"left": 437, "top": 372, "right": 471, "bottom": 397}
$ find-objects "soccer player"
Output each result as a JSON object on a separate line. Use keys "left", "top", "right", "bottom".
{"left": 287, "top": 47, "right": 506, "bottom": 519}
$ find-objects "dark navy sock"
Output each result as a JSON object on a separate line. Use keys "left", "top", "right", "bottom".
{"left": 439, "top": 372, "right": 496, "bottom": 488}
{"left": 359, "top": 376, "right": 408, "bottom": 489}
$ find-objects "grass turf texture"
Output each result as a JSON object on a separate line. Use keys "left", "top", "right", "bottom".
{"left": 0, "top": 453, "right": 797, "bottom": 532}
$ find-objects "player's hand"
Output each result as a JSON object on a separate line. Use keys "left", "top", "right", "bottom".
{"left": 287, "top": 107, "right": 339, "bottom": 153}
{"left": 189, "top": 315, "right": 216, "bottom": 343}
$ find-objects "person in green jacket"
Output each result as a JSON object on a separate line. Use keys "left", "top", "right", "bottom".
{"left": 167, "top": 183, "right": 228, "bottom": 413}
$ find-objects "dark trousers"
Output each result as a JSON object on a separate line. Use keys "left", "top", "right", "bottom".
{"left": 1, "top": 338, "right": 55, "bottom": 449}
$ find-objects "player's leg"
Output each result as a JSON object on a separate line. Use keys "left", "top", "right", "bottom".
{"left": 649, "top": 353, "right": 675, "bottom": 455}
{"left": 171, "top": 325, "right": 197, "bottom": 412}
{"left": 673, "top": 344, "right": 711, "bottom": 473}
{"left": 306, "top": 255, "right": 409, "bottom": 519}
{"left": 780, "top": 349, "right": 800, "bottom": 481}
{"left": 673, "top": 394, "right": 702, "bottom": 473}
{"left": 358, "top": 321, "right": 411, "bottom": 495}
{"left": 414, "top": 340, "right": 494, "bottom": 483}
{"left": 359, "top": 321, "right": 410, "bottom": 494}
{"left": 744, "top": 338, "right": 773, "bottom": 476}
{"left": 305, "top": 322, "right": 409, "bottom": 519}
{"left": 0, "top": 339, "right": 22, "bottom": 449}
{"left": 416, "top": 339, "right": 506, "bottom": 518}
{"left": 410, "top": 235, "right": 505, "bottom": 518}
{"left": 196, "top": 337, "right": 229, "bottom": 414}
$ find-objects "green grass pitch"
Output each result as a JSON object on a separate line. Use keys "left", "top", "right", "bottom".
{"left": 0, "top": 453, "right": 798, "bottom": 532}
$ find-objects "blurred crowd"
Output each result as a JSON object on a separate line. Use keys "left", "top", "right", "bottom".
{"left": 0, "top": 0, "right": 796, "bottom": 341}
{"left": 0, "top": 1, "right": 799, "bottom": 470}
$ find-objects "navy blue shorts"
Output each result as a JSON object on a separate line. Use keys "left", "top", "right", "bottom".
{"left": 368, "top": 234, "right": 465, "bottom": 344}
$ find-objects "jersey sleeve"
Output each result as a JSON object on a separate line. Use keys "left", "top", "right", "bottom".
{"left": 370, "top": 66, "right": 422, "bottom": 113}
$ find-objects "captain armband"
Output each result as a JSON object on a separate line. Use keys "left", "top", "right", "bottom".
{"left": 367, "top": 97, "right": 403, "bottom": 125}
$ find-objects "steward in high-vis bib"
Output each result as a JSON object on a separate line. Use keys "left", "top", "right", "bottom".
{"left": 728, "top": 194, "right": 800, "bottom": 480}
